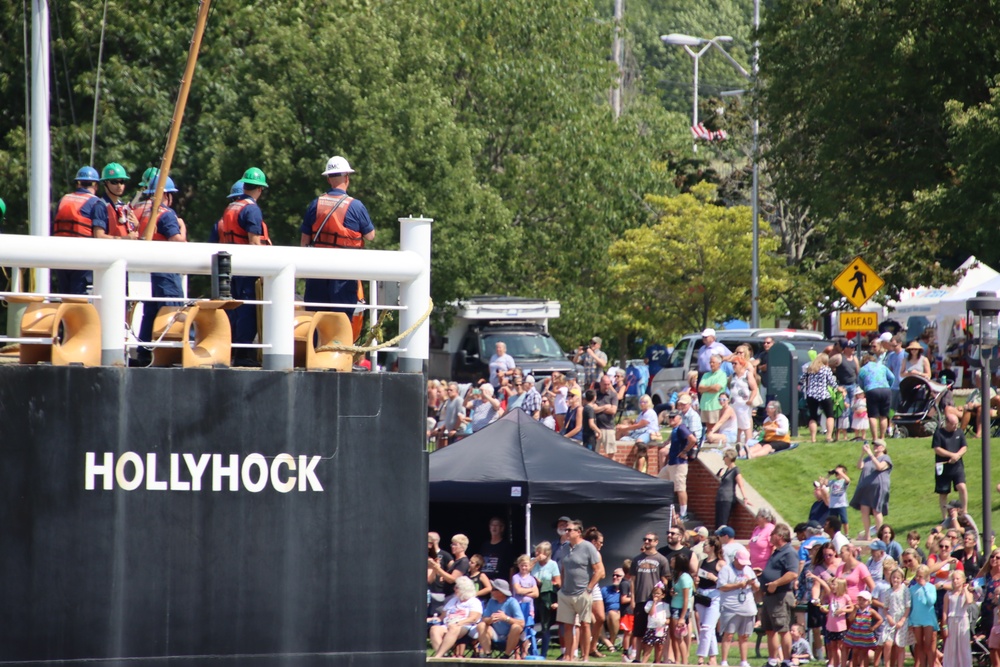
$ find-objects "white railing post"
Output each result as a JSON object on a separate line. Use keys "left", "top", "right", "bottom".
{"left": 93, "top": 259, "right": 127, "bottom": 365}
{"left": 397, "top": 217, "right": 433, "bottom": 373}
{"left": 262, "top": 264, "right": 295, "bottom": 370}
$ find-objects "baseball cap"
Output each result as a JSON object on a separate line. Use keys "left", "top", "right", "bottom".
{"left": 591, "top": 336, "right": 602, "bottom": 345}
{"left": 715, "top": 525, "right": 735, "bottom": 538}
{"left": 694, "top": 526, "right": 709, "bottom": 539}
{"left": 556, "top": 515, "right": 572, "bottom": 524}
{"left": 701, "top": 328, "right": 716, "bottom": 338}
{"left": 735, "top": 549, "right": 751, "bottom": 566}
{"left": 524, "top": 375, "right": 535, "bottom": 385}
{"left": 677, "top": 394, "right": 692, "bottom": 405}
{"left": 878, "top": 332, "right": 892, "bottom": 343}
{"left": 869, "top": 540, "right": 887, "bottom": 552}
{"left": 569, "top": 387, "right": 582, "bottom": 397}
{"left": 667, "top": 410, "right": 681, "bottom": 419}
{"left": 806, "top": 520, "right": 823, "bottom": 530}
{"left": 322, "top": 155, "right": 355, "bottom": 176}
{"left": 857, "top": 590, "right": 872, "bottom": 601}
{"left": 846, "top": 339, "right": 857, "bottom": 348}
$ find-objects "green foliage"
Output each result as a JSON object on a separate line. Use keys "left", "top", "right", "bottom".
{"left": 759, "top": 0, "right": 1000, "bottom": 299}
{"left": 0, "top": 0, "right": 762, "bottom": 354}
{"left": 608, "top": 182, "right": 787, "bottom": 337}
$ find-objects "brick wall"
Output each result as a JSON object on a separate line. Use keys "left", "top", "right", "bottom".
{"left": 608, "top": 441, "right": 661, "bottom": 477}
{"left": 606, "top": 443, "right": 756, "bottom": 539}
{"left": 686, "top": 457, "right": 757, "bottom": 539}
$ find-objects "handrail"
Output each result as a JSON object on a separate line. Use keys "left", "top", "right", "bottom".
{"left": 0, "top": 216, "right": 432, "bottom": 370}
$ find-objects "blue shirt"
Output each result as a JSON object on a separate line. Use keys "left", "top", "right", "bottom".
{"left": 75, "top": 188, "right": 109, "bottom": 232}
{"left": 885, "top": 350, "right": 904, "bottom": 390}
{"left": 234, "top": 195, "right": 264, "bottom": 235}
{"left": 858, "top": 362, "right": 894, "bottom": 391}
{"left": 668, "top": 423, "right": 693, "bottom": 465}
{"left": 481, "top": 596, "right": 524, "bottom": 637}
{"left": 299, "top": 188, "right": 374, "bottom": 238}
{"left": 645, "top": 343, "right": 669, "bottom": 377}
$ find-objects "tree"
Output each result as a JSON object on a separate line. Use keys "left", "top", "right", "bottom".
{"left": 759, "top": 0, "right": 1000, "bottom": 295}
{"left": 608, "top": 182, "right": 786, "bottom": 337}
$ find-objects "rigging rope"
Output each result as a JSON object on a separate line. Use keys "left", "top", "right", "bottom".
{"left": 89, "top": 0, "right": 111, "bottom": 166}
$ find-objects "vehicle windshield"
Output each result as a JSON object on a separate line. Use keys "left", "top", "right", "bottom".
{"left": 664, "top": 338, "right": 690, "bottom": 369}
{"left": 481, "top": 332, "right": 567, "bottom": 360}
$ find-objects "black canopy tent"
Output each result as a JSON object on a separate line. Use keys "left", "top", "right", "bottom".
{"left": 429, "top": 410, "right": 676, "bottom": 579}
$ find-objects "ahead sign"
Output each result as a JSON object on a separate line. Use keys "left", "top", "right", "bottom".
{"left": 839, "top": 311, "right": 878, "bottom": 332}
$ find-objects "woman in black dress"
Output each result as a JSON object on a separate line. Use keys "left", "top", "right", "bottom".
{"left": 715, "top": 449, "right": 752, "bottom": 527}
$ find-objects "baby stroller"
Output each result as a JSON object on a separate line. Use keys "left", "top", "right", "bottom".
{"left": 891, "top": 375, "right": 952, "bottom": 438}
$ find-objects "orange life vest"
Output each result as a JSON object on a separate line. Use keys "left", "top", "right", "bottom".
{"left": 53, "top": 192, "right": 99, "bottom": 238}
{"left": 104, "top": 198, "right": 131, "bottom": 237}
{"left": 135, "top": 201, "right": 169, "bottom": 242}
{"left": 218, "top": 198, "right": 270, "bottom": 245}
{"left": 310, "top": 194, "right": 363, "bottom": 248}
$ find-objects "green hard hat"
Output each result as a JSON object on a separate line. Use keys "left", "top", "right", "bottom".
{"left": 139, "top": 167, "right": 160, "bottom": 188}
{"left": 0, "top": 197, "right": 6, "bottom": 219}
{"left": 241, "top": 167, "right": 268, "bottom": 187}
{"left": 101, "top": 162, "right": 130, "bottom": 181}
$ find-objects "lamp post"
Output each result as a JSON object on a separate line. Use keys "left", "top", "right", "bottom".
{"left": 661, "top": 30, "right": 759, "bottom": 326}
{"left": 966, "top": 290, "right": 1000, "bottom": 555}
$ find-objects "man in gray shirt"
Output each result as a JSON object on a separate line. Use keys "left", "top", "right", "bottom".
{"left": 557, "top": 520, "right": 604, "bottom": 661}
{"left": 433, "top": 382, "right": 466, "bottom": 446}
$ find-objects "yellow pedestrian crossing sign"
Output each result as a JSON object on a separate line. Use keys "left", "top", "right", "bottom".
{"left": 833, "top": 256, "right": 884, "bottom": 309}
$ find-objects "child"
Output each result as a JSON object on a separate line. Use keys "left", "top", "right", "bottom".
{"left": 790, "top": 623, "right": 815, "bottom": 665}
{"left": 620, "top": 559, "right": 635, "bottom": 660}
{"left": 851, "top": 390, "right": 868, "bottom": 441}
{"left": 942, "top": 570, "right": 974, "bottom": 667}
{"left": 907, "top": 530, "right": 926, "bottom": 563}
{"left": 882, "top": 568, "right": 911, "bottom": 667}
{"left": 641, "top": 582, "right": 669, "bottom": 664}
{"left": 819, "top": 576, "right": 853, "bottom": 667}
{"left": 844, "top": 590, "right": 882, "bottom": 667}
{"left": 511, "top": 555, "right": 538, "bottom": 621}
{"left": 826, "top": 465, "right": 851, "bottom": 536}
{"left": 669, "top": 553, "right": 693, "bottom": 665}
{"left": 907, "top": 565, "right": 938, "bottom": 667}
{"left": 871, "top": 557, "right": 896, "bottom": 666}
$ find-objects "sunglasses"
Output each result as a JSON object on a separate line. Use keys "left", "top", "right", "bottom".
{"left": 106, "top": 180, "right": 127, "bottom": 185}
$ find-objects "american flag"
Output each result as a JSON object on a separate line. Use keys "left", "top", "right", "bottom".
{"left": 690, "top": 123, "right": 712, "bottom": 140}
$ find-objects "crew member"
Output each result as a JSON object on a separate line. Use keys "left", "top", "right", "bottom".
{"left": 217, "top": 168, "right": 271, "bottom": 366}
{"left": 134, "top": 175, "right": 187, "bottom": 366}
{"left": 52, "top": 166, "right": 108, "bottom": 294}
{"left": 99, "top": 163, "right": 139, "bottom": 239}
{"left": 299, "top": 155, "right": 375, "bottom": 316}
{"left": 209, "top": 180, "right": 245, "bottom": 243}
{"left": 135, "top": 167, "right": 159, "bottom": 203}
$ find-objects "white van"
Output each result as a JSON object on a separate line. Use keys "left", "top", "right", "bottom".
{"left": 647, "top": 328, "right": 831, "bottom": 405}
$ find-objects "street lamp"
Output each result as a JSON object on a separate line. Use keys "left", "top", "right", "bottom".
{"left": 660, "top": 34, "right": 742, "bottom": 153}
{"left": 966, "top": 290, "right": 1000, "bottom": 556}
{"left": 661, "top": 30, "right": 760, "bottom": 327}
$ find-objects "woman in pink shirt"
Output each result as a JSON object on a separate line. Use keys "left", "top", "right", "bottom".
{"left": 835, "top": 543, "right": 875, "bottom": 602}
{"left": 748, "top": 508, "right": 777, "bottom": 571}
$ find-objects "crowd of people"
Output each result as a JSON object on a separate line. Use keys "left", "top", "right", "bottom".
{"left": 428, "top": 510, "right": 1000, "bottom": 667}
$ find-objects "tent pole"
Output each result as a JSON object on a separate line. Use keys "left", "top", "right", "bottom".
{"left": 525, "top": 503, "right": 532, "bottom": 556}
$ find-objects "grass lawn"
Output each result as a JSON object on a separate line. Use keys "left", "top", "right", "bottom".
{"left": 737, "top": 434, "right": 1000, "bottom": 539}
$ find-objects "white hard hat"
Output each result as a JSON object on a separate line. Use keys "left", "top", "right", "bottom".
{"left": 322, "top": 155, "right": 355, "bottom": 176}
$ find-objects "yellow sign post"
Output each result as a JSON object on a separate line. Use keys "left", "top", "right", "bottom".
{"left": 839, "top": 311, "right": 878, "bottom": 332}
{"left": 833, "top": 256, "right": 885, "bottom": 309}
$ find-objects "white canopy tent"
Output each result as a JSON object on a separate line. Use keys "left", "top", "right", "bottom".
{"left": 889, "top": 257, "right": 1000, "bottom": 336}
